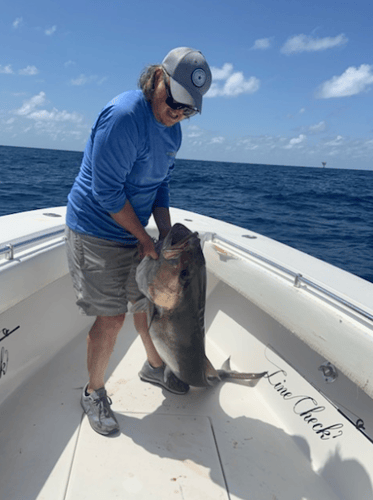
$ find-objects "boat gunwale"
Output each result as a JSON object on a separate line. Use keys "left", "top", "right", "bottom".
{"left": 208, "top": 233, "right": 373, "bottom": 325}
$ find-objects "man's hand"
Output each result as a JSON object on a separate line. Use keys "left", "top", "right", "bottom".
{"left": 138, "top": 235, "right": 158, "bottom": 260}
{"left": 111, "top": 201, "right": 159, "bottom": 260}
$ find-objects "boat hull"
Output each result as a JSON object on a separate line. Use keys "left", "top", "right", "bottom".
{"left": 1, "top": 206, "right": 373, "bottom": 499}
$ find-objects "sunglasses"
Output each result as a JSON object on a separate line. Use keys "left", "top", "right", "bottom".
{"left": 163, "top": 71, "right": 198, "bottom": 118}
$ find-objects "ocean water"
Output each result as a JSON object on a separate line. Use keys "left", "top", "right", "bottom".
{"left": 1, "top": 145, "right": 372, "bottom": 284}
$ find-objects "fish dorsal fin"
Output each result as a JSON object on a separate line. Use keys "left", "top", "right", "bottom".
{"left": 220, "top": 356, "right": 232, "bottom": 372}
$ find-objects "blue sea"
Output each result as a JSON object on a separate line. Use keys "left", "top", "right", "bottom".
{"left": 1, "top": 144, "right": 372, "bottom": 284}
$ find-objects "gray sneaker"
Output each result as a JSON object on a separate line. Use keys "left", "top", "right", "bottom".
{"left": 139, "top": 361, "right": 189, "bottom": 395}
{"left": 81, "top": 384, "right": 119, "bottom": 435}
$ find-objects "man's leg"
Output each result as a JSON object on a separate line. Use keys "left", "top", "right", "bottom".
{"left": 134, "top": 312, "right": 189, "bottom": 395}
{"left": 133, "top": 312, "right": 163, "bottom": 368}
{"left": 86, "top": 314, "right": 125, "bottom": 392}
{"left": 81, "top": 314, "right": 125, "bottom": 435}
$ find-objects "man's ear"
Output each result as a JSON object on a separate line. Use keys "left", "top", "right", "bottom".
{"left": 154, "top": 67, "right": 163, "bottom": 86}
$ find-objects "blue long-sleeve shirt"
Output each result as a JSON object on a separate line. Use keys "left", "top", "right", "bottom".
{"left": 66, "top": 90, "right": 181, "bottom": 244}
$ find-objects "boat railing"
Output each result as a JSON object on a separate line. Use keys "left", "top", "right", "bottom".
{"left": 0, "top": 229, "right": 65, "bottom": 261}
{"left": 205, "top": 233, "right": 373, "bottom": 325}
{"left": 1, "top": 228, "right": 372, "bottom": 324}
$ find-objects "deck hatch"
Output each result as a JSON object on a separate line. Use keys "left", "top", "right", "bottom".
{"left": 65, "top": 413, "right": 229, "bottom": 500}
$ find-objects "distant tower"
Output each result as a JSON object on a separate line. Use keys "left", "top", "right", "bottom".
{"left": 322, "top": 161, "right": 327, "bottom": 168}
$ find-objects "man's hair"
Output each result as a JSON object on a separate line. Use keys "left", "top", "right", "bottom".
{"left": 138, "top": 64, "right": 162, "bottom": 102}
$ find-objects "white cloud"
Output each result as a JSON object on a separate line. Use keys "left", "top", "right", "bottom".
{"left": 224, "top": 73, "right": 260, "bottom": 96}
{"left": 14, "top": 92, "right": 83, "bottom": 124}
{"left": 210, "top": 136, "right": 225, "bottom": 144}
{"left": 299, "top": 108, "right": 306, "bottom": 114}
{"left": 1, "top": 64, "right": 39, "bottom": 76}
{"left": 70, "top": 74, "right": 107, "bottom": 86}
{"left": 185, "top": 124, "right": 204, "bottom": 138}
{"left": 237, "top": 135, "right": 285, "bottom": 151}
{"left": 28, "top": 109, "right": 83, "bottom": 123}
{"left": 13, "top": 17, "right": 23, "bottom": 29}
{"left": 15, "top": 92, "right": 47, "bottom": 115}
{"left": 251, "top": 38, "right": 272, "bottom": 50}
{"left": 97, "top": 76, "right": 108, "bottom": 86}
{"left": 0, "top": 91, "right": 90, "bottom": 149}
{"left": 211, "top": 63, "right": 234, "bottom": 81}
{"left": 316, "top": 64, "right": 373, "bottom": 98}
{"left": 71, "top": 74, "right": 90, "bottom": 86}
{"left": 308, "top": 121, "right": 326, "bottom": 134}
{"left": 207, "top": 63, "right": 260, "bottom": 98}
{"left": 45, "top": 25, "right": 57, "bottom": 36}
{"left": 281, "top": 33, "right": 348, "bottom": 54}
{"left": 19, "top": 65, "right": 39, "bottom": 76}
{"left": 64, "top": 60, "right": 76, "bottom": 68}
{"left": 9, "top": 91, "right": 87, "bottom": 144}
{"left": 180, "top": 124, "right": 373, "bottom": 167}
{"left": 0, "top": 64, "right": 14, "bottom": 74}
{"left": 284, "top": 134, "right": 306, "bottom": 149}
{"left": 325, "top": 135, "right": 343, "bottom": 146}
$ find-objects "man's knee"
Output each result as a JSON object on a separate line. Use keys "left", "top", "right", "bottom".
{"left": 96, "top": 314, "right": 126, "bottom": 333}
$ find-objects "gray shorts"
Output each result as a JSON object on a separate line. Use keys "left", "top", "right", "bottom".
{"left": 65, "top": 227, "right": 144, "bottom": 316}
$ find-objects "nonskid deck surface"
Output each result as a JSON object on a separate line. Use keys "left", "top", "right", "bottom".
{"left": 0, "top": 322, "right": 340, "bottom": 500}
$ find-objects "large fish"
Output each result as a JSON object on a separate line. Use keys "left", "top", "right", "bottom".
{"left": 133, "top": 223, "right": 266, "bottom": 387}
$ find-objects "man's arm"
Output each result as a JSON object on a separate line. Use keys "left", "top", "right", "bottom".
{"left": 153, "top": 206, "right": 172, "bottom": 240}
{"left": 110, "top": 200, "right": 158, "bottom": 259}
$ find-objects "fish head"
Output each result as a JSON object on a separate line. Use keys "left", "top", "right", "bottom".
{"left": 136, "top": 224, "right": 205, "bottom": 311}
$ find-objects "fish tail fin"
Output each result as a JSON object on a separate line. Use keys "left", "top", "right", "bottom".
{"left": 220, "top": 371, "right": 268, "bottom": 380}
{"left": 217, "top": 357, "right": 267, "bottom": 381}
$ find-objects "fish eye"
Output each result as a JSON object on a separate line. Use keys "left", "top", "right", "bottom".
{"left": 180, "top": 269, "right": 190, "bottom": 281}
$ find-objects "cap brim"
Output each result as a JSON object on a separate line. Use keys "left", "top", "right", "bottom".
{"left": 169, "top": 77, "right": 202, "bottom": 113}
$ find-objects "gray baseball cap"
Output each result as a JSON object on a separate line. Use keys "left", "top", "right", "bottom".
{"left": 162, "top": 47, "right": 212, "bottom": 113}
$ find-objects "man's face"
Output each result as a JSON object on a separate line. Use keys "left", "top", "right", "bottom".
{"left": 151, "top": 70, "right": 187, "bottom": 127}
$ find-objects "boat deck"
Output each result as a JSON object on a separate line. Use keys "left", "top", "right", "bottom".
{"left": 1, "top": 319, "right": 342, "bottom": 500}
{"left": 1, "top": 206, "right": 373, "bottom": 499}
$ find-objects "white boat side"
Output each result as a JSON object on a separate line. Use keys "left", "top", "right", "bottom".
{"left": 1, "top": 206, "right": 372, "bottom": 500}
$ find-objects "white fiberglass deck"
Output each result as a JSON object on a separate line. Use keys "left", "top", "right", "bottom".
{"left": 0, "top": 312, "right": 361, "bottom": 500}
{"left": 1, "top": 207, "right": 373, "bottom": 499}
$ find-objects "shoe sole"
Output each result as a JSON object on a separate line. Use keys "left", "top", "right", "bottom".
{"left": 87, "top": 419, "right": 120, "bottom": 436}
{"left": 80, "top": 399, "right": 120, "bottom": 436}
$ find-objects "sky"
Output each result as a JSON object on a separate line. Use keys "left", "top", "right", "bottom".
{"left": 1, "top": 0, "right": 373, "bottom": 170}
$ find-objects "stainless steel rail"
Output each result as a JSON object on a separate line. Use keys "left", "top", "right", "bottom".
{"left": 0, "top": 229, "right": 65, "bottom": 260}
{"left": 210, "top": 234, "right": 373, "bottom": 324}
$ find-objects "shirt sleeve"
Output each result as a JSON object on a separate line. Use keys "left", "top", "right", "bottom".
{"left": 152, "top": 161, "right": 175, "bottom": 209}
{"left": 153, "top": 124, "right": 181, "bottom": 210}
{"left": 91, "top": 107, "right": 138, "bottom": 214}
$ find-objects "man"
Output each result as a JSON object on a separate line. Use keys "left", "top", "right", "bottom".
{"left": 65, "top": 47, "right": 212, "bottom": 435}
